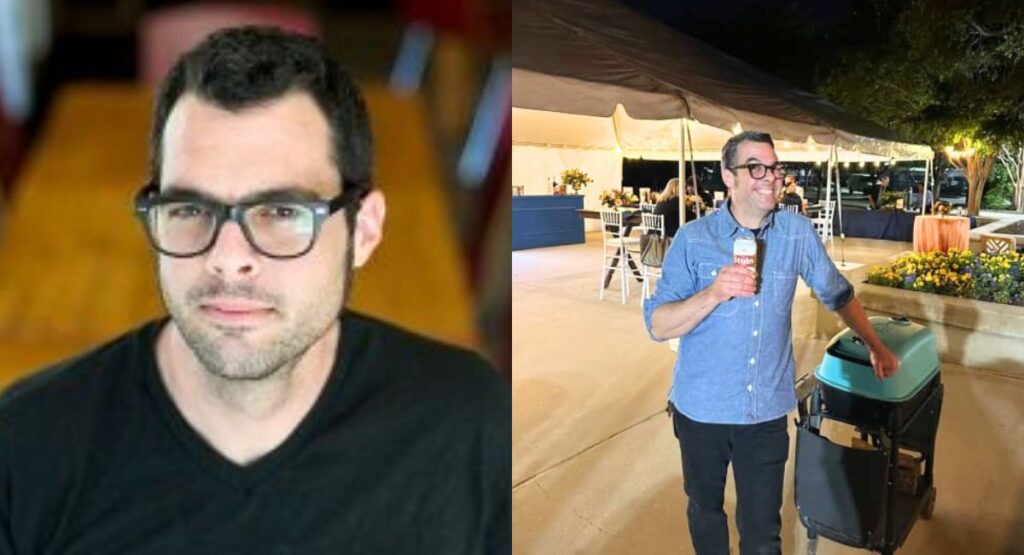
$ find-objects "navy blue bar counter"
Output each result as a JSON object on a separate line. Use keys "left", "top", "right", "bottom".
{"left": 512, "top": 195, "right": 585, "bottom": 250}
{"left": 832, "top": 208, "right": 976, "bottom": 241}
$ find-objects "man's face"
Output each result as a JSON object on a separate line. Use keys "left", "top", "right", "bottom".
{"left": 156, "top": 91, "right": 381, "bottom": 381}
{"left": 881, "top": 175, "right": 891, "bottom": 188}
{"left": 722, "top": 140, "right": 783, "bottom": 216}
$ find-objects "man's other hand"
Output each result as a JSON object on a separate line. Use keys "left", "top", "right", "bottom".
{"left": 869, "top": 345, "right": 901, "bottom": 380}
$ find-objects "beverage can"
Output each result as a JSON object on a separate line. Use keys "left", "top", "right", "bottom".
{"left": 733, "top": 237, "right": 758, "bottom": 275}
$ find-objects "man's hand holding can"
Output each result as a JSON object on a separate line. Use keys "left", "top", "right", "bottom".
{"left": 709, "top": 264, "right": 758, "bottom": 302}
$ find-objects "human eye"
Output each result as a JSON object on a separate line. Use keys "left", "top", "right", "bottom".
{"left": 748, "top": 163, "right": 767, "bottom": 174}
{"left": 255, "top": 203, "right": 305, "bottom": 221}
{"left": 165, "top": 202, "right": 209, "bottom": 220}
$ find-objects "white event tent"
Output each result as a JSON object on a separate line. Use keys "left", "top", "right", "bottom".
{"left": 512, "top": 0, "right": 934, "bottom": 231}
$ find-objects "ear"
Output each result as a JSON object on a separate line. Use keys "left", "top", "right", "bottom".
{"left": 721, "top": 165, "right": 735, "bottom": 193}
{"left": 351, "top": 189, "right": 386, "bottom": 268}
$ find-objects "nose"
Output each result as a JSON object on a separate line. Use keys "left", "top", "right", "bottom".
{"left": 204, "top": 221, "right": 261, "bottom": 279}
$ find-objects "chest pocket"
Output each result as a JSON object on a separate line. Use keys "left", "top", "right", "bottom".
{"left": 768, "top": 271, "right": 798, "bottom": 316}
{"left": 697, "top": 262, "right": 738, "bottom": 317}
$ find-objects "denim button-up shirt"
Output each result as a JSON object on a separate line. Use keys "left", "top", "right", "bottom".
{"left": 643, "top": 199, "right": 854, "bottom": 425}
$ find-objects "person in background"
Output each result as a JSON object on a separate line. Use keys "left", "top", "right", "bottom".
{"left": 645, "top": 131, "right": 900, "bottom": 555}
{"left": 779, "top": 178, "right": 806, "bottom": 214}
{"left": 867, "top": 170, "right": 891, "bottom": 210}
{"left": 655, "top": 177, "right": 682, "bottom": 237}
{"left": 917, "top": 181, "right": 934, "bottom": 213}
{"left": 683, "top": 179, "right": 706, "bottom": 222}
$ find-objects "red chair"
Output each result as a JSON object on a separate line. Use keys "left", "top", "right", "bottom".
{"left": 138, "top": 4, "right": 319, "bottom": 88}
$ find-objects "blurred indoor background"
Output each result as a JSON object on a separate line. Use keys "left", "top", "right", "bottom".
{"left": 0, "top": 0, "right": 510, "bottom": 386}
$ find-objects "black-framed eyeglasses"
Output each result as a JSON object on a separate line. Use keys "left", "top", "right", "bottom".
{"left": 728, "top": 162, "right": 787, "bottom": 180}
{"left": 133, "top": 182, "right": 369, "bottom": 259}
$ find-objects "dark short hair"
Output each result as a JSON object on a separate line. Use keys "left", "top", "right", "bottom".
{"left": 148, "top": 26, "right": 373, "bottom": 218}
{"left": 721, "top": 131, "right": 775, "bottom": 169}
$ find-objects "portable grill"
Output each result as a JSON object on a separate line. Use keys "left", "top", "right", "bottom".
{"left": 795, "top": 316, "right": 944, "bottom": 555}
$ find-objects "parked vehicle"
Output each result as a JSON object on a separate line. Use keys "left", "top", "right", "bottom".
{"left": 937, "top": 169, "right": 967, "bottom": 197}
{"left": 890, "top": 167, "right": 926, "bottom": 193}
{"left": 846, "top": 173, "right": 878, "bottom": 195}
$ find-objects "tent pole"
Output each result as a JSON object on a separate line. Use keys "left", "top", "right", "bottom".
{"left": 825, "top": 148, "right": 833, "bottom": 208}
{"left": 679, "top": 117, "right": 687, "bottom": 226}
{"left": 833, "top": 145, "right": 843, "bottom": 262}
{"left": 921, "top": 158, "right": 928, "bottom": 215}
{"left": 686, "top": 119, "right": 700, "bottom": 219}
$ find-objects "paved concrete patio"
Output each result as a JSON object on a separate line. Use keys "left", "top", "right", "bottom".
{"left": 513, "top": 233, "right": 1024, "bottom": 554}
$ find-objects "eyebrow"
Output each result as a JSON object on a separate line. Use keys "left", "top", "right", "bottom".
{"left": 742, "top": 158, "right": 780, "bottom": 165}
{"left": 160, "top": 183, "right": 328, "bottom": 204}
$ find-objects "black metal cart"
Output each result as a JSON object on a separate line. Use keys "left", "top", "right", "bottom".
{"left": 794, "top": 316, "right": 944, "bottom": 555}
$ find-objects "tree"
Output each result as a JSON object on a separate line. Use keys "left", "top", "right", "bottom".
{"left": 996, "top": 144, "right": 1024, "bottom": 211}
{"left": 815, "top": 0, "right": 1024, "bottom": 214}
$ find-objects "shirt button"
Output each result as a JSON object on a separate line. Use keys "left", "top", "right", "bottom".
{"left": 711, "top": 270, "right": 717, "bottom": 276}
{"left": 749, "top": 358, "right": 756, "bottom": 365}
{"left": 753, "top": 330, "right": 759, "bottom": 337}
{"left": 754, "top": 300, "right": 760, "bottom": 307}
{"left": 747, "top": 384, "right": 754, "bottom": 392}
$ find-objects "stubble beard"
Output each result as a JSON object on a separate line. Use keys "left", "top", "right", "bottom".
{"left": 160, "top": 241, "right": 355, "bottom": 383}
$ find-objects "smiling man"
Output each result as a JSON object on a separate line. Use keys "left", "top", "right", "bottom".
{"left": 0, "top": 27, "right": 509, "bottom": 554}
{"left": 645, "top": 131, "right": 899, "bottom": 555}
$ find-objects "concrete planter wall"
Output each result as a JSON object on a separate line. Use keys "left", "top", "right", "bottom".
{"left": 814, "top": 280, "right": 1024, "bottom": 378}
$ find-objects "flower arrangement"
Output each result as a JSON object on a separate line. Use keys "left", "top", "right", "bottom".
{"left": 866, "top": 248, "right": 1024, "bottom": 306}
{"left": 561, "top": 168, "right": 593, "bottom": 193}
{"left": 599, "top": 189, "right": 639, "bottom": 208}
{"left": 879, "top": 191, "right": 904, "bottom": 209}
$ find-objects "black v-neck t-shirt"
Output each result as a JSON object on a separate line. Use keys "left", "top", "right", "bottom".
{"left": 0, "top": 312, "right": 510, "bottom": 554}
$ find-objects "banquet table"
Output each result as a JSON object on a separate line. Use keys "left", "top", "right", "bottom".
{"left": 830, "top": 209, "right": 918, "bottom": 241}
{"left": 913, "top": 215, "right": 971, "bottom": 252}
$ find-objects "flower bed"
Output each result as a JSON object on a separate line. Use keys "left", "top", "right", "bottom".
{"left": 866, "top": 248, "right": 1024, "bottom": 306}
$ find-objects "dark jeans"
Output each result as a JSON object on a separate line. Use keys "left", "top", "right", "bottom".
{"left": 671, "top": 405, "right": 789, "bottom": 555}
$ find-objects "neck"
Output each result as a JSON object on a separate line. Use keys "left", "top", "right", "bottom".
{"left": 155, "top": 320, "right": 339, "bottom": 465}
{"left": 728, "top": 199, "right": 767, "bottom": 230}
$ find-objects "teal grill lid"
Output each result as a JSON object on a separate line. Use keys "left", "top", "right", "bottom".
{"left": 815, "top": 316, "right": 939, "bottom": 402}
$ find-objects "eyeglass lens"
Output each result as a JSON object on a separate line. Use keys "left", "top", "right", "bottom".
{"left": 748, "top": 163, "right": 786, "bottom": 179}
{"left": 149, "top": 200, "right": 318, "bottom": 257}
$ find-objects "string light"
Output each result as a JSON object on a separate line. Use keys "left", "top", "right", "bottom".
{"left": 944, "top": 145, "right": 975, "bottom": 159}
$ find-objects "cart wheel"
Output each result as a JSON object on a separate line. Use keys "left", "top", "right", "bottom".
{"left": 922, "top": 487, "right": 936, "bottom": 519}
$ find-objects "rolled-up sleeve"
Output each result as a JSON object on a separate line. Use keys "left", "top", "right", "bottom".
{"left": 799, "top": 219, "right": 854, "bottom": 310}
{"left": 643, "top": 235, "right": 697, "bottom": 341}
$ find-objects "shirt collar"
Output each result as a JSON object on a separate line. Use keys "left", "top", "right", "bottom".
{"left": 714, "top": 198, "right": 777, "bottom": 237}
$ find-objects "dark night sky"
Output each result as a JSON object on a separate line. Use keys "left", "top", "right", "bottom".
{"left": 623, "top": 0, "right": 855, "bottom": 89}
{"left": 628, "top": 0, "right": 850, "bottom": 29}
